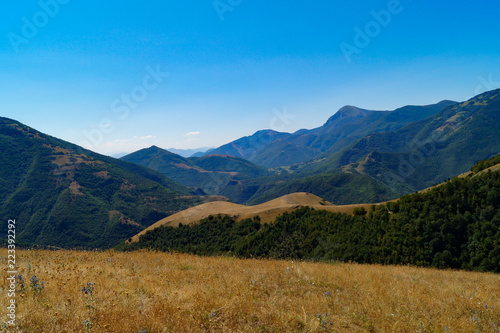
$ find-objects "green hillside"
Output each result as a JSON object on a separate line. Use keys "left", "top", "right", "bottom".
{"left": 302, "top": 89, "right": 500, "bottom": 195}
{"left": 245, "top": 139, "right": 317, "bottom": 169}
{"left": 122, "top": 146, "right": 270, "bottom": 200}
{"left": 246, "top": 172, "right": 397, "bottom": 205}
{"left": 308, "top": 100, "right": 456, "bottom": 156}
{"left": 190, "top": 154, "right": 269, "bottom": 179}
{"left": 121, "top": 146, "right": 214, "bottom": 190}
{"left": 0, "top": 118, "right": 201, "bottom": 248}
{"left": 121, "top": 155, "right": 500, "bottom": 273}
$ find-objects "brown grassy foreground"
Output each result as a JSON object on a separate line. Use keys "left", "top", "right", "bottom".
{"left": 1, "top": 249, "right": 499, "bottom": 332}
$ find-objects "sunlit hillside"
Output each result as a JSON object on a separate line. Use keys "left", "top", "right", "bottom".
{"left": 130, "top": 192, "right": 378, "bottom": 243}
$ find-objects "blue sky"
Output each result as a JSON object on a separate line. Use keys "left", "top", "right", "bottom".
{"left": 1, "top": 1, "right": 499, "bottom": 155}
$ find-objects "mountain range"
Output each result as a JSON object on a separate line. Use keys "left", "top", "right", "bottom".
{"left": 304, "top": 89, "right": 500, "bottom": 189}
{"left": 1, "top": 89, "right": 499, "bottom": 249}
{"left": 206, "top": 100, "right": 456, "bottom": 168}
{"left": 123, "top": 90, "right": 499, "bottom": 205}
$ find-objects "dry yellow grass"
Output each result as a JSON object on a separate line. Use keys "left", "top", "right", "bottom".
{"left": 1, "top": 249, "right": 499, "bottom": 332}
{"left": 131, "top": 193, "right": 378, "bottom": 242}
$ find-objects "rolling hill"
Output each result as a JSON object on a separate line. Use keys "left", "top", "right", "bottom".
{"left": 0, "top": 117, "right": 207, "bottom": 248}
{"left": 129, "top": 192, "right": 379, "bottom": 242}
{"left": 121, "top": 146, "right": 211, "bottom": 190}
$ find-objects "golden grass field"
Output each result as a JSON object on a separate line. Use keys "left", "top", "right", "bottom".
{"left": 131, "top": 193, "right": 378, "bottom": 242}
{"left": 1, "top": 249, "right": 499, "bottom": 332}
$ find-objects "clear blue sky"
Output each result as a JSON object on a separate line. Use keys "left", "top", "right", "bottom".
{"left": 1, "top": 1, "right": 499, "bottom": 155}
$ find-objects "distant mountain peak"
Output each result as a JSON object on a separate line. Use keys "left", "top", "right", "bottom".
{"left": 252, "top": 129, "right": 286, "bottom": 137}
{"left": 337, "top": 105, "right": 366, "bottom": 115}
{"left": 135, "top": 145, "right": 168, "bottom": 154}
{"left": 437, "top": 100, "right": 458, "bottom": 105}
{"left": 323, "top": 105, "right": 372, "bottom": 127}
{"left": 147, "top": 145, "right": 176, "bottom": 154}
{"left": 167, "top": 146, "right": 215, "bottom": 158}
{"left": 120, "top": 145, "right": 178, "bottom": 161}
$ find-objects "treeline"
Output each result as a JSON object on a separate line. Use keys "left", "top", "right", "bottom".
{"left": 472, "top": 154, "right": 500, "bottom": 173}
{"left": 119, "top": 163, "right": 500, "bottom": 273}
